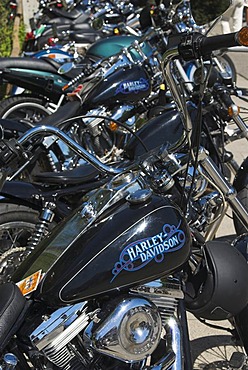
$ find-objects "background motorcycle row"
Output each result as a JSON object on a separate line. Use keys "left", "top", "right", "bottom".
{"left": 16, "top": 0, "right": 248, "bottom": 367}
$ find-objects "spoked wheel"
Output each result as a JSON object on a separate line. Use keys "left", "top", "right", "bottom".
{"left": 0, "top": 95, "right": 51, "bottom": 124}
{"left": 192, "top": 334, "right": 248, "bottom": 369}
{"left": 0, "top": 203, "right": 39, "bottom": 284}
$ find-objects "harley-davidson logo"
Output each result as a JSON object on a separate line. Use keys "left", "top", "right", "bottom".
{"left": 115, "top": 78, "right": 149, "bottom": 95}
{"left": 111, "top": 223, "right": 185, "bottom": 282}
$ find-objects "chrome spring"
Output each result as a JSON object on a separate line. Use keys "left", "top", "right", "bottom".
{"left": 27, "top": 202, "right": 56, "bottom": 249}
{"left": 26, "top": 220, "right": 50, "bottom": 249}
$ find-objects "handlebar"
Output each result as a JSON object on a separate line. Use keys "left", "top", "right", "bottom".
{"left": 1, "top": 125, "right": 129, "bottom": 176}
{"left": 177, "top": 27, "right": 248, "bottom": 61}
{"left": 160, "top": 27, "right": 248, "bottom": 149}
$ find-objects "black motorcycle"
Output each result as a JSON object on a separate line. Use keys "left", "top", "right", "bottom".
{"left": 0, "top": 4, "right": 247, "bottom": 367}
{"left": 0, "top": 0, "right": 247, "bottom": 285}
{"left": 24, "top": 0, "right": 143, "bottom": 52}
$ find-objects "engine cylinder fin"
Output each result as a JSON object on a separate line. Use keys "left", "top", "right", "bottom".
{"left": 45, "top": 345, "right": 76, "bottom": 369}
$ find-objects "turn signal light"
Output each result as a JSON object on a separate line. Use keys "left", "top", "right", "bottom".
{"left": 109, "top": 121, "right": 119, "bottom": 131}
{"left": 237, "top": 27, "right": 248, "bottom": 46}
{"left": 228, "top": 104, "right": 240, "bottom": 117}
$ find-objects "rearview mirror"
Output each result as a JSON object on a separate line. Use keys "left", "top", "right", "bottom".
{"left": 190, "top": 0, "right": 231, "bottom": 25}
{"left": 58, "top": 62, "right": 74, "bottom": 74}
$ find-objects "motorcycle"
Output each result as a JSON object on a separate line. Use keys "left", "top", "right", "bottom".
{"left": 0, "top": 6, "right": 151, "bottom": 125}
{"left": 0, "top": 2, "right": 247, "bottom": 367}
{"left": 0, "top": 31, "right": 165, "bottom": 173}
{"left": 0, "top": 3, "right": 240, "bottom": 174}
{"left": 31, "top": 0, "right": 84, "bottom": 27}
{"left": 0, "top": 0, "right": 238, "bottom": 125}
{"left": 0, "top": 0, "right": 246, "bottom": 260}
{"left": 23, "top": 0, "right": 143, "bottom": 52}
{"left": 7, "top": 0, "right": 18, "bottom": 23}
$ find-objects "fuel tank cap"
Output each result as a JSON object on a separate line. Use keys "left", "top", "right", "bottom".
{"left": 127, "top": 189, "right": 152, "bottom": 205}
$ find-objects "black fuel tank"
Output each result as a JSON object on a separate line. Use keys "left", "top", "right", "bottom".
{"left": 125, "top": 102, "right": 198, "bottom": 159}
{"left": 125, "top": 108, "right": 185, "bottom": 158}
{"left": 20, "top": 193, "right": 191, "bottom": 307}
{"left": 87, "top": 65, "right": 152, "bottom": 106}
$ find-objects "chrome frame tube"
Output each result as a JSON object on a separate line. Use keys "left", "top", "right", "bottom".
{"left": 144, "top": 316, "right": 182, "bottom": 370}
{"left": 17, "top": 125, "right": 128, "bottom": 175}
{"left": 162, "top": 48, "right": 193, "bottom": 138}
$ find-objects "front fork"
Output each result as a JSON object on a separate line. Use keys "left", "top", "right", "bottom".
{"left": 199, "top": 147, "right": 248, "bottom": 236}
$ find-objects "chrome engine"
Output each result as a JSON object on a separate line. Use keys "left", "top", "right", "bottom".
{"left": 28, "top": 278, "right": 184, "bottom": 369}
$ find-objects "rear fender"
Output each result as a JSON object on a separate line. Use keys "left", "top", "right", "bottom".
{"left": 0, "top": 118, "right": 30, "bottom": 139}
{"left": 0, "top": 181, "right": 73, "bottom": 222}
{"left": 0, "top": 181, "right": 42, "bottom": 210}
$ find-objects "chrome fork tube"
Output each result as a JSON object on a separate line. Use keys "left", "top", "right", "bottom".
{"left": 199, "top": 148, "right": 248, "bottom": 231}
{"left": 232, "top": 114, "right": 248, "bottom": 140}
{"left": 166, "top": 317, "right": 183, "bottom": 370}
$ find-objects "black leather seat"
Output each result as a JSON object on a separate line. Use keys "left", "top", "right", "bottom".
{"left": 0, "top": 57, "right": 59, "bottom": 72}
{"left": 0, "top": 283, "right": 28, "bottom": 351}
{"left": 0, "top": 57, "right": 82, "bottom": 80}
{"left": 33, "top": 163, "right": 102, "bottom": 185}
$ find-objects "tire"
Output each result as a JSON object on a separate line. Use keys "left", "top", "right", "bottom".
{"left": 0, "top": 95, "right": 51, "bottom": 125}
{"left": 216, "top": 54, "right": 237, "bottom": 84}
{"left": 233, "top": 186, "right": 248, "bottom": 235}
{"left": 0, "top": 203, "right": 40, "bottom": 284}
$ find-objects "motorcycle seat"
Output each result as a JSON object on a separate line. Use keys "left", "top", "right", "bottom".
{"left": 46, "top": 17, "right": 75, "bottom": 24}
{"left": 0, "top": 57, "right": 81, "bottom": 80}
{"left": 0, "top": 57, "right": 58, "bottom": 73}
{"left": 71, "top": 23, "right": 96, "bottom": 31}
{"left": 38, "top": 100, "right": 82, "bottom": 126}
{"left": 32, "top": 163, "right": 102, "bottom": 185}
{"left": 48, "top": 12, "right": 89, "bottom": 24}
{"left": 50, "top": 7, "right": 84, "bottom": 20}
{"left": 0, "top": 283, "right": 28, "bottom": 352}
{"left": 70, "top": 33, "right": 100, "bottom": 43}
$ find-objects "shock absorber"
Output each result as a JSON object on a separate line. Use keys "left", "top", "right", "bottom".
{"left": 27, "top": 201, "right": 56, "bottom": 250}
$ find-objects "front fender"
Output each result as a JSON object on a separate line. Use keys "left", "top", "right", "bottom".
{"left": 233, "top": 157, "right": 248, "bottom": 192}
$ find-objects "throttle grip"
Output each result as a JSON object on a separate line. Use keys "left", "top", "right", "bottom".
{"left": 178, "top": 27, "right": 248, "bottom": 61}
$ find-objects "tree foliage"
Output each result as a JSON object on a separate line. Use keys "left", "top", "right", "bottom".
{"left": 0, "top": 0, "right": 14, "bottom": 57}
{"left": 190, "top": 0, "right": 231, "bottom": 25}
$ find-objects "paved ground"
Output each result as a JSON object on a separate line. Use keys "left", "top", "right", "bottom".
{"left": 22, "top": 0, "right": 39, "bottom": 31}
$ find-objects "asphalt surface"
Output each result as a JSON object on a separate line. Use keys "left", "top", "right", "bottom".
{"left": 20, "top": 0, "right": 248, "bottom": 366}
